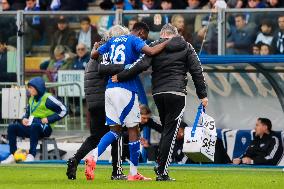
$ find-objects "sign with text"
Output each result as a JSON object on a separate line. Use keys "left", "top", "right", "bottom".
{"left": 57, "top": 70, "right": 85, "bottom": 97}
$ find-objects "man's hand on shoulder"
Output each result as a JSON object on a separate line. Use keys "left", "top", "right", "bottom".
{"left": 112, "top": 75, "right": 119, "bottom": 83}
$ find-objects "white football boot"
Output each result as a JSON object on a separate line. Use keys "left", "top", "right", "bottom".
{"left": 24, "top": 154, "right": 35, "bottom": 162}
{"left": 1, "top": 154, "right": 16, "bottom": 164}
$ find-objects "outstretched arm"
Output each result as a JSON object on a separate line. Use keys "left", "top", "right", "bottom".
{"left": 141, "top": 39, "right": 169, "bottom": 56}
{"left": 98, "top": 63, "right": 124, "bottom": 76}
{"left": 113, "top": 55, "right": 152, "bottom": 82}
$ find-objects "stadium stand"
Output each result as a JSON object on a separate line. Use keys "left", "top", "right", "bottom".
{"left": 1, "top": 0, "right": 284, "bottom": 165}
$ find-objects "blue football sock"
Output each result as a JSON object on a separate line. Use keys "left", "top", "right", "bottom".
{"left": 129, "top": 140, "right": 140, "bottom": 175}
{"left": 97, "top": 131, "right": 118, "bottom": 157}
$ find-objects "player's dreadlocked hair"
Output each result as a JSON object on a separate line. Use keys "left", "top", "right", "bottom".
{"left": 132, "top": 22, "right": 150, "bottom": 33}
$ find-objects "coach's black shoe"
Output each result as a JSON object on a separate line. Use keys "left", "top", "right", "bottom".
{"left": 154, "top": 166, "right": 159, "bottom": 175}
{"left": 66, "top": 157, "right": 78, "bottom": 180}
{"left": 111, "top": 173, "right": 128, "bottom": 180}
{"left": 156, "top": 174, "right": 176, "bottom": 181}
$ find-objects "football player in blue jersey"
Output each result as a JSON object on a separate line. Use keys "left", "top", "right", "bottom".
{"left": 85, "top": 23, "right": 169, "bottom": 181}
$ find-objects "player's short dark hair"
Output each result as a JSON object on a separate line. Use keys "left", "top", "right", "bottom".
{"left": 258, "top": 118, "right": 272, "bottom": 131}
{"left": 80, "top": 16, "right": 91, "bottom": 24}
{"left": 132, "top": 22, "right": 150, "bottom": 33}
{"left": 140, "top": 104, "right": 151, "bottom": 115}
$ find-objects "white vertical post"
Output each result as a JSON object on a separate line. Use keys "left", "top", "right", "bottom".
{"left": 16, "top": 11, "right": 24, "bottom": 85}
{"left": 217, "top": 8, "right": 226, "bottom": 55}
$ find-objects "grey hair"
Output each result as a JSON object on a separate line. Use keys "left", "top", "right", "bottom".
{"left": 108, "top": 25, "right": 130, "bottom": 38}
{"left": 54, "top": 45, "right": 65, "bottom": 55}
{"left": 160, "top": 23, "right": 178, "bottom": 36}
{"left": 76, "top": 43, "right": 87, "bottom": 49}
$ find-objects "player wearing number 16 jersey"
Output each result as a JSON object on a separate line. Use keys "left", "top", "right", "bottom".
{"left": 85, "top": 23, "right": 169, "bottom": 181}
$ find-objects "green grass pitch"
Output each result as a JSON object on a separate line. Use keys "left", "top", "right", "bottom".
{"left": 0, "top": 164, "right": 283, "bottom": 189}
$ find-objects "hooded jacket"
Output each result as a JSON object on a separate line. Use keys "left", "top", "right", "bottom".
{"left": 116, "top": 36, "right": 207, "bottom": 99}
{"left": 23, "top": 77, "right": 68, "bottom": 124}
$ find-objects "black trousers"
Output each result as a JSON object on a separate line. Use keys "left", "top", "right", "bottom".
{"left": 74, "top": 106, "right": 123, "bottom": 174}
{"left": 154, "top": 93, "right": 186, "bottom": 175}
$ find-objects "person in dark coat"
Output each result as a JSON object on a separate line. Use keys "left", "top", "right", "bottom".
{"left": 50, "top": 16, "right": 77, "bottom": 57}
{"left": 72, "top": 43, "right": 90, "bottom": 70}
{"left": 66, "top": 30, "right": 128, "bottom": 180}
{"left": 111, "top": 24, "right": 208, "bottom": 181}
{"left": 78, "top": 16, "right": 101, "bottom": 51}
{"left": 233, "top": 118, "right": 283, "bottom": 165}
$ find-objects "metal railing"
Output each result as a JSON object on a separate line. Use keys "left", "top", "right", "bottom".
{"left": 1, "top": 8, "right": 284, "bottom": 131}
{"left": 0, "top": 82, "right": 85, "bottom": 130}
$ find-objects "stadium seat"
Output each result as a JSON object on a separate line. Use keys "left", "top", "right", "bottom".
{"left": 25, "top": 57, "right": 49, "bottom": 71}
{"left": 232, "top": 130, "right": 252, "bottom": 159}
{"left": 0, "top": 144, "right": 10, "bottom": 161}
{"left": 40, "top": 138, "right": 60, "bottom": 160}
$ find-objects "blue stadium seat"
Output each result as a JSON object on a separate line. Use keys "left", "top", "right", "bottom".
{"left": 232, "top": 130, "right": 252, "bottom": 159}
{"left": 0, "top": 144, "right": 10, "bottom": 161}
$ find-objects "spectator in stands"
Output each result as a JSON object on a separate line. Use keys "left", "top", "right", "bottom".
{"left": 50, "top": 16, "right": 77, "bottom": 57}
{"left": 140, "top": 0, "right": 172, "bottom": 39}
{"left": 160, "top": 0, "right": 172, "bottom": 10}
{"left": 187, "top": 0, "right": 202, "bottom": 9}
{"left": 251, "top": 43, "right": 260, "bottom": 55}
{"left": 0, "top": 77, "right": 67, "bottom": 164}
{"left": 98, "top": 0, "right": 114, "bottom": 34}
{"left": 255, "top": 19, "right": 274, "bottom": 45}
{"left": 0, "top": 39, "right": 16, "bottom": 82}
{"left": 24, "top": 0, "right": 43, "bottom": 55}
{"left": 0, "top": 1, "right": 17, "bottom": 46}
{"left": 233, "top": 118, "right": 283, "bottom": 165}
{"left": 247, "top": 0, "right": 266, "bottom": 8}
{"left": 107, "top": 0, "right": 133, "bottom": 29}
{"left": 271, "top": 15, "right": 284, "bottom": 54}
{"left": 72, "top": 43, "right": 90, "bottom": 70}
{"left": 260, "top": 43, "right": 273, "bottom": 55}
{"left": 129, "top": 0, "right": 141, "bottom": 9}
{"left": 226, "top": 14, "right": 256, "bottom": 54}
{"left": 57, "top": 0, "right": 88, "bottom": 10}
{"left": 141, "top": 0, "right": 155, "bottom": 10}
{"left": 194, "top": 0, "right": 216, "bottom": 33}
{"left": 159, "top": 0, "right": 172, "bottom": 23}
{"left": 78, "top": 16, "right": 101, "bottom": 51}
{"left": 266, "top": 0, "right": 284, "bottom": 8}
{"left": 227, "top": 0, "right": 246, "bottom": 8}
{"left": 193, "top": 17, "right": 218, "bottom": 55}
{"left": 171, "top": 14, "right": 192, "bottom": 42}
{"left": 2, "top": 0, "right": 12, "bottom": 10}
{"left": 46, "top": 45, "right": 74, "bottom": 82}
{"left": 9, "top": 0, "right": 26, "bottom": 10}
{"left": 127, "top": 17, "right": 138, "bottom": 31}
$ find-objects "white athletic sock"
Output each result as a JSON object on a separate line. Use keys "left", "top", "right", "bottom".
{"left": 129, "top": 162, "right": 138, "bottom": 176}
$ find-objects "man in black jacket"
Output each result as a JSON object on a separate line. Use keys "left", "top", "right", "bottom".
{"left": 112, "top": 23, "right": 208, "bottom": 181}
{"left": 66, "top": 30, "right": 126, "bottom": 180}
{"left": 233, "top": 118, "right": 283, "bottom": 165}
